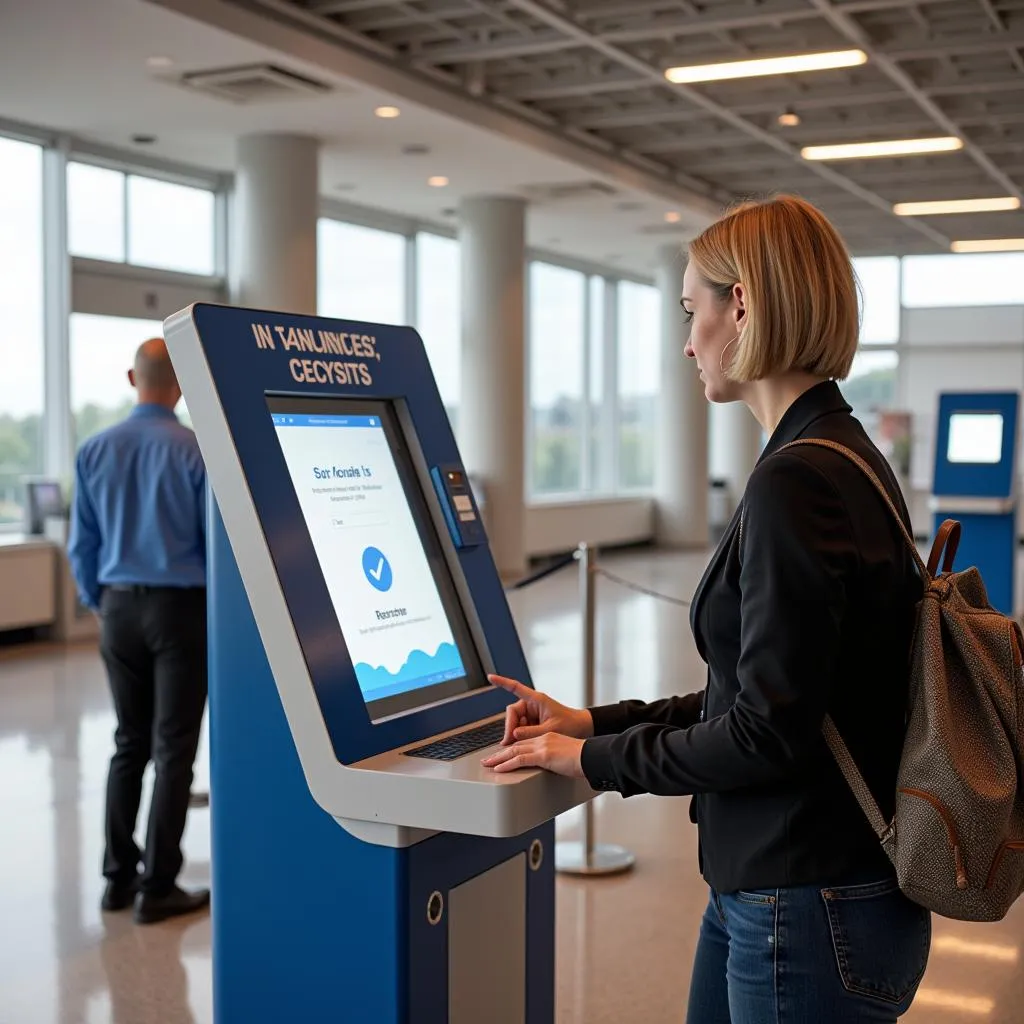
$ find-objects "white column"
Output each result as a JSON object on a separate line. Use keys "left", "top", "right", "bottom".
{"left": 230, "top": 134, "right": 319, "bottom": 313}
{"left": 710, "top": 401, "right": 764, "bottom": 504}
{"left": 654, "top": 245, "right": 709, "bottom": 547}
{"left": 458, "top": 196, "right": 527, "bottom": 578}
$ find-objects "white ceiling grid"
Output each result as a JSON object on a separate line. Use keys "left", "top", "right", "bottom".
{"left": 239, "top": 0, "right": 1024, "bottom": 254}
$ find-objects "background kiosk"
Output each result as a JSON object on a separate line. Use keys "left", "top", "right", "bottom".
{"left": 164, "top": 304, "right": 593, "bottom": 1024}
{"left": 930, "top": 391, "right": 1020, "bottom": 615}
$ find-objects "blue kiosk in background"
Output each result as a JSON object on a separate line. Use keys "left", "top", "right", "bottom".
{"left": 164, "top": 304, "right": 592, "bottom": 1024}
{"left": 931, "top": 392, "right": 1020, "bottom": 615}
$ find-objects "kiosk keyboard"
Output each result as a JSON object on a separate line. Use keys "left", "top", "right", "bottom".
{"left": 404, "top": 719, "right": 505, "bottom": 761}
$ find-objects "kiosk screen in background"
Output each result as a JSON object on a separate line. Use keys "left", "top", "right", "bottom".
{"left": 947, "top": 413, "right": 1004, "bottom": 464}
{"left": 271, "top": 408, "right": 469, "bottom": 708}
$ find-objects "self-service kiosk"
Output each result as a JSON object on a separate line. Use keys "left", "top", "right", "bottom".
{"left": 163, "top": 304, "right": 593, "bottom": 1024}
{"left": 930, "top": 391, "right": 1020, "bottom": 615}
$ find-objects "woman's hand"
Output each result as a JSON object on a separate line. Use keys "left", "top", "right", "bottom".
{"left": 481, "top": 733, "right": 586, "bottom": 778}
{"left": 488, "top": 674, "right": 594, "bottom": 745}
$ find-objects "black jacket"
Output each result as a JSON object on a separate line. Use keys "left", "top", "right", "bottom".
{"left": 580, "top": 381, "right": 922, "bottom": 893}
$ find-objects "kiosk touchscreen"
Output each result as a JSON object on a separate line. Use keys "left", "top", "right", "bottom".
{"left": 267, "top": 395, "right": 486, "bottom": 723}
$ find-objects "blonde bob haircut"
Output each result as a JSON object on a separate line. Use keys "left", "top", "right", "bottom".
{"left": 687, "top": 195, "right": 859, "bottom": 383}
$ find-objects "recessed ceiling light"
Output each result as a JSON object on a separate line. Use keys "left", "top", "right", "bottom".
{"left": 665, "top": 49, "right": 866, "bottom": 85}
{"left": 664, "top": 210, "right": 682, "bottom": 223}
{"left": 375, "top": 105, "right": 401, "bottom": 119}
{"left": 131, "top": 134, "right": 157, "bottom": 146}
{"left": 778, "top": 110, "right": 801, "bottom": 127}
{"left": 951, "top": 237, "right": 1024, "bottom": 253}
{"left": 402, "top": 144, "right": 431, "bottom": 156}
{"left": 428, "top": 176, "right": 449, "bottom": 188}
{"left": 894, "top": 196, "right": 1021, "bottom": 216}
{"left": 146, "top": 55, "right": 174, "bottom": 69}
{"left": 801, "top": 136, "right": 963, "bottom": 160}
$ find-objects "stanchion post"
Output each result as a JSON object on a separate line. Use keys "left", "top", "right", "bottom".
{"left": 555, "top": 543, "right": 635, "bottom": 877}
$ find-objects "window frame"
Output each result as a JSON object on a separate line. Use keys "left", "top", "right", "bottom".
{"left": 66, "top": 149, "right": 224, "bottom": 278}
{"left": 0, "top": 131, "right": 47, "bottom": 531}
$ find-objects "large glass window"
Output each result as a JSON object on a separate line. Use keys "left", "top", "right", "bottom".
{"left": 318, "top": 220, "right": 406, "bottom": 324}
{"left": 529, "top": 262, "right": 586, "bottom": 496}
{"left": 853, "top": 256, "right": 900, "bottom": 344}
{"left": 616, "top": 280, "right": 659, "bottom": 490}
{"left": 68, "top": 162, "right": 125, "bottom": 262}
{"left": 902, "top": 253, "right": 1024, "bottom": 308}
{"left": 843, "top": 350, "right": 899, "bottom": 439}
{"left": 414, "top": 233, "right": 460, "bottom": 433}
{"left": 127, "top": 176, "right": 215, "bottom": 275}
{"left": 70, "top": 315, "right": 168, "bottom": 450}
{"left": 0, "top": 137, "right": 45, "bottom": 527}
{"left": 68, "top": 161, "right": 216, "bottom": 274}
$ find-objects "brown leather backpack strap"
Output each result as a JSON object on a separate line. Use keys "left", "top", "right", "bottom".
{"left": 779, "top": 439, "right": 930, "bottom": 581}
{"left": 927, "top": 519, "right": 961, "bottom": 577}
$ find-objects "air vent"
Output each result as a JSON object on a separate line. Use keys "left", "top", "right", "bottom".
{"left": 177, "top": 63, "right": 332, "bottom": 104}
{"left": 520, "top": 180, "right": 618, "bottom": 203}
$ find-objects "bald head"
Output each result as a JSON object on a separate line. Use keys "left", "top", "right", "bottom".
{"left": 128, "top": 337, "right": 181, "bottom": 408}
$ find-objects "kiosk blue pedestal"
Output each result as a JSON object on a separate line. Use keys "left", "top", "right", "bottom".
{"left": 931, "top": 393, "right": 1019, "bottom": 616}
{"left": 209, "top": 507, "right": 554, "bottom": 1021}
{"left": 166, "top": 304, "right": 590, "bottom": 1024}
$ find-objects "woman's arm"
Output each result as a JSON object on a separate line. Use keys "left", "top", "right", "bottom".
{"left": 580, "top": 453, "right": 857, "bottom": 797}
{"left": 588, "top": 693, "right": 705, "bottom": 736}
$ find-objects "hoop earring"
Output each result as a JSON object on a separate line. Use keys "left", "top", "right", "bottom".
{"left": 720, "top": 335, "right": 740, "bottom": 374}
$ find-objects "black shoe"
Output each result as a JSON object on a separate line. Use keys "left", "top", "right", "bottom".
{"left": 133, "top": 885, "right": 210, "bottom": 925}
{"left": 101, "top": 876, "right": 140, "bottom": 912}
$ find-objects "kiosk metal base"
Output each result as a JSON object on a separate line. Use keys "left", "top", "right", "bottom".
{"left": 554, "top": 841, "right": 635, "bottom": 876}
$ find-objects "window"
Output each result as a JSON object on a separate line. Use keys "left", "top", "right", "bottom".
{"left": 902, "top": 253, "right": 1024, "bottom": 308}
{"left": 69, "top": 315, "right": 169, "bottom": 451}
{"left": 68, "top": 162, "right": 125, "bottom": 262}
{"left": 0, "top": 137, "right": 45, "bottom": 527}
{"left": 529, "top": 262, "right": 585, "bottom": 496}
{"left": 127, "top": 176, "right": 215, "bottom": 275}
{"left": 616, "top": 280, "right": 659, "bottom": 490}
{"left": 843, "top": 350, "right": 899, "bottom": 438}
{"left": 414, "top": 233, "right": 460, "bottom": 433}
{"left": 853, "top": 256, "right": 900, "bottom": 344}
{"left": 318, "top": 220, "right": 406, "bottom": 324}
{"left": 68, "top": 161, "right": 216, "bottom": 274}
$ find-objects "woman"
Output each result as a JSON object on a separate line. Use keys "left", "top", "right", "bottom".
{"left": 483, "top": 195, "right": 931, "bottom": 1022}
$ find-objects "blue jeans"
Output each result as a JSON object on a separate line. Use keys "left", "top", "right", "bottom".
{"left": 686, "top": 879, "right": 931, "bottom": 1023}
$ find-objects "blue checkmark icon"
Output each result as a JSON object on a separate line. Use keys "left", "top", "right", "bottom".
{"left": 362, "top": 547, "right": 393, "bottom": 592}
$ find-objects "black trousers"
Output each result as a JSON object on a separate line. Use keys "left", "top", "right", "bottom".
{"left": 99, "top": 586, "right": 208, "bottom": 895}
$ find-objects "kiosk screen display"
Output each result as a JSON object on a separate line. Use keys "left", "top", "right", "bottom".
{"left": 947, "top": 413, "right": 1004, "bottom": 465}
{"left": 267, "top": 395, "right": 486, "bottom": 721}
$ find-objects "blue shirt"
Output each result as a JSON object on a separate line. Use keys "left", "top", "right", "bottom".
{"left": 68, "top": 404, "right": 207, "bottom": 610}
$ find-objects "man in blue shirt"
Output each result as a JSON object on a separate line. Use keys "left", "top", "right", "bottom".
{"left": 69, "top": 337, "right": 210, "bottom": 925}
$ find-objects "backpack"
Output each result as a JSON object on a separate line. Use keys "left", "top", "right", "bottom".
{"left": 784, "top": 438, "right": 1024, "bottom": 922}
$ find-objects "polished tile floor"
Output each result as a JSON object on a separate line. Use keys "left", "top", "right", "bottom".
{"left": 1, "top": 548, "right": 1021, "bottom": 1023}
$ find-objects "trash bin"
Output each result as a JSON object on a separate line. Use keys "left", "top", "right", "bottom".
{"left": 708, "top": 478, "right": 732, "bottom": 545}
